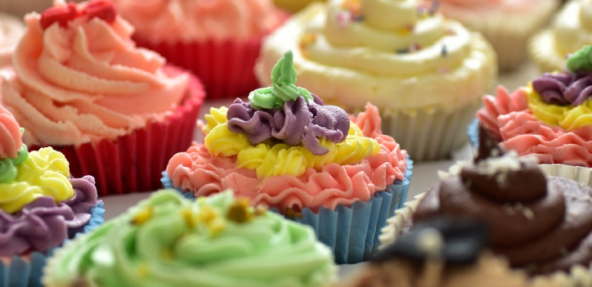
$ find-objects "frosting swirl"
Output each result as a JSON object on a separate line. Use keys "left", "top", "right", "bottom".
{"left": 0, "top": 175, "right": 98, "bottom": 256}
{"left": 45, "top": 190, "right": 336, "bottom": 287}
{"left": 532, "top": 72, "right": 592, "bottom": 106}
{"left": 114, "top": 0, "right": 281, "bottom": 42}
{"left": 1, "top": 0, "right": 190, "bottom": 146}
{"left": 0, "top": 105, "right": 23, "bottom": 159}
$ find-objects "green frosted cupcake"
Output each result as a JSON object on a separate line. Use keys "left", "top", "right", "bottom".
{"left": 43, "top": 190, "right": 337, "bottom": 287}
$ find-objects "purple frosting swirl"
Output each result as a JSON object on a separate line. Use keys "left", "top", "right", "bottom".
{"left": 532, "top": 72, "right": 592, "bottom": 106}
{"left": 226, "top": 95, "right": 350, "bottom": 155}
{"left": 0, "top": 176, "right": 98, "bottom": 256}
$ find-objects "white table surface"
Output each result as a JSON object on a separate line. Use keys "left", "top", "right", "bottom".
{"left": 100, "top": 61, "right": 541, "bottom": 279}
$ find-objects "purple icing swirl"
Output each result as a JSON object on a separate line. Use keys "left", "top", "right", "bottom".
{"left": 226, "top": 95, "right": 350, "bottom": 155}
{"left": 0, "top": 176, "right": 98, "bottom": 256}
{"left": 532, "top": 72, "right": 592, "bottom": 106}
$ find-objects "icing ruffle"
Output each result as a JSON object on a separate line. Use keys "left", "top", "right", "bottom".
{"left": 0, "top": 105, "right": 22, "bottom": 159}
{"left": 167, "top": 104, "right": 406, "bottom": 212}
{"left": 532, "top": 72, "right": 592, "bottom": 106}
{"left": 0, "top": 175, "right": 98, "bottom": 257}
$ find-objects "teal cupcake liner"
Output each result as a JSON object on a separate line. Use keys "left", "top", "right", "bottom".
{"left": 0, "top": 202, "right": 105, "bottom": 287}
{"left": 161, "top": 159, "right": 413, "bottom": 264}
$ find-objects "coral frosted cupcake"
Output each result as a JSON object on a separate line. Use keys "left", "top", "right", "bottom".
{"left": 381, "top": 130, "right": 592, "bottom": 285}
{"left": 113, "top": 0, "right": 286, "bottom": 99}
{"left": 255, "top": 0, "right": 497, "bottom": 161}
{"left": 347, "top": 217, "right": 558, "bottom": 287}
{"left": 0, "top": 105, "right": 104, "bottom": 287}
{"left": 470, "top": 45, "right": 592, "bottom": 182}
{"left": 529, "top": 0, "right": 592, "bottom": 73}
{"left": 0, "top": 13, "right": 24, "bottom": 68}
{"left": 44, "top": 190, "right": 336, "bottom": 287}
{"left": 163, "top": 50, "right": 412, "bottom": 264}
{"left": 437, "top": 0, "right": 558, "bottom": 71}
{"left": 0, "top": 0, "right": 205, "bottom": 195}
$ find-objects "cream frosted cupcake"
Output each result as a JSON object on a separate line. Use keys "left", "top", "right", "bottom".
{"left": 0, "top": 0, "right": 205, "bottom": 196}
{"left": 43, "top": 190, "right": 336, "bottom": 287}
{"left": 255, "top": 0, "right": 497, "bottom": 161}
{"left": 0, "top": 105, "right": 104, "bottom": 287}
{"left": 0, "top": 13, "right": 24, "bottom": 68}
{"left": 163, "top": 50, "right": 412, "bottom": 264}
{"left": 530, "top": 0, "right": 592, "bottom": 73}
{"left": 437, "top": 0, "right": 558, "bottom": 71}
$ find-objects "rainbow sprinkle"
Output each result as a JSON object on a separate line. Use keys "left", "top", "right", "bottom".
{"left": 441, "top": 45, "right": 448, "bottom": 57}
{"left": 300, "top": 33, "right": 318, "bottom": 49}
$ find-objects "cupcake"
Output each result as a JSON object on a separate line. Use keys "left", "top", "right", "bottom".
{"left": 0, "top": 13, "right": 24, "bottom": 68}
{"left": 346, "top": 217, "right": 558, "bottom": 287}
{"left": 380, "top": 129, "right": 592, "bottom": 285}
{"left": 0, "top": 105, "right": 104, "bottom": 287}
{"left": 436, "top": 0, "right": 558, "bottom": 71}
{"left": 0, "top": 0, "right": 205, "bottom": 195}
{"left": 529, "top": 0, "right": 592, "bottom": 73}
{"left": 470, "top": 45, "right": 592, "bottom": 182}
{"left": 255, "top": 0, "right": 497, "bottom": 161}
{"left": 43, "top": 189, "right": 336, "bottom": 287}
{"left": 273, "top": 0, "right": 327, "bottom": 13}
{"left": 113, "top": 0, "right": 286, "bottom": 100}
{"left": 163, "top": 50, "right": 412, "bottom": 264}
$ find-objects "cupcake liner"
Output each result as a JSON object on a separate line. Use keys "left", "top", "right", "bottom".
{"left": 133, "top": 12, "right": 288, "bottom": 100}
{"left": 32, "top": 67, "right": 205, "bottom": 196}
{"left": 162, "top": 159, "right": 413, "bottom": 264}
{"left": 380, "top": 100, "right": 481, "bottom": 162}
{"left": 528, "top": 30, "right": 566, "bottom": 73}
{"left": 467, "top": 118, "right": 480, "bottom": 152}
{"left": 0, "top": 202, "right": 104, "bottom": 287}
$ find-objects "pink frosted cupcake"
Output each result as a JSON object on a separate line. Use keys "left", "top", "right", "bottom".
{"left": 0, "top": 0, "right": 205, "bottom": 196}
{"left": 113, "top": 0, "right": 287, "bottom": 99}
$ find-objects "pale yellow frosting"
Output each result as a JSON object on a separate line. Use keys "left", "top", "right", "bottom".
{"left": 255, "top": 0, "right": 497, "bottom": 112}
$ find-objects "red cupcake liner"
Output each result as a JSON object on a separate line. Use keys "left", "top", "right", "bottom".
{"left": 32, "top": 66, "right": 205, "bottom": 196}
{"left": 132, "top": 11, "right": 288, "bottom": 100}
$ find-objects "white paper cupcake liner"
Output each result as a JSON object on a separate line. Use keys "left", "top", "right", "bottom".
{"left": 380, "top": 100, "right": 481, "bottom": 162}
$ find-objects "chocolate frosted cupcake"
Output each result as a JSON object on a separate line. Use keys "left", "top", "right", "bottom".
{"left": 380, "top": 130, "right": 592, "bottom": 284}
{"left": 346, "top": 217, "right": 557, "bottom": 287}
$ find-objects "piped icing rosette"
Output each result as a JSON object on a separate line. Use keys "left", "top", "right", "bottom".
{"left": 166, "top": 50, "right": 407, "bottom": 213}
{"left": 0, "top": 0, "right": 190, "bottom": 146}
{"left": 0, "top": 105, "right": 101, "bottom": 258}
{"left": 409, "top": 132, "right": 592, "bottom": 276}
{"left": 0, "top": 13, "right": 24, "bottom": 68}
{"left": 530, "top": 0, "right": 592, "bottom": 72}
{"left": 477, "top": 45, "right": 592, "bottom": 167}
{"left": 255, "top": 0, "right": 496, "bottom": 112}
{"left": 43, "top": 190, "right": 336, "bottom": 287}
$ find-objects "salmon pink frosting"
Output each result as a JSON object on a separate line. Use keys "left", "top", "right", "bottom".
{"left": 166, "top": 104, "right": 407, "bottom": 213}
{"left": 114, "top": 0, "right": 281, "bottom": 43}
{"left": 0, "top": 0, "right": 189, "bottom": 146}
{"left": 0, "top": 105, "right": 22, "bottom": 159}
{"left": 477, "top": 87, "right": 592, "bottom": 167}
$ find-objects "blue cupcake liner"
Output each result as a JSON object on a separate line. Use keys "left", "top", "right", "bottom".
{"left": 162, "top": 159, "right": 413, "bottom": 264}
{"left": 0, "top": 202, "right": 105, "bottom": 287}
{"left": 467, "top": 118, "right": 480, "bottom": 150}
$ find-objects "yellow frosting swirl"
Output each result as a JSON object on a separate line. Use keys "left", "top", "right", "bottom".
{"left": 0, "top": 147, "right": 73, "bottom": 213}
{"left": 527, "top": 85, "right": 592, "bottom": 130}
{"left": 202, "top": 107, "right": 380, "bottom": 178}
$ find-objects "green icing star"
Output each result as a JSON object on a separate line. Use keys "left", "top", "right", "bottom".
{"left": 567, "top": 45, "right": 592, "bottom": 73}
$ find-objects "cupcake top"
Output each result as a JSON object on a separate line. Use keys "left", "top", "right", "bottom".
{"left": 0, "top": 13, "right": 25, "bottom": 67}
{"left": 255, "top": 0, "right": 496, "bottom": 111}
{"left": 44, "top": 190, "right": 336, "bottom": 287}
{"left": 347, "top": 217, "right": 557, "bottom": 287}
{"left": 0, "top": 105, "right": 99, "bottom": 257}
{"left": 1, "top": 0, "right": 191, "bottom": 146}
{"left": 478, "top": 44, "right": 592, "bottom": 167}
{"left": 411, "top": 128, "right": 592, "bottom": 275}
{"left": 113, "top": 0, "right": 282, "bottom": 43}
{"left": 167, "top": 50, "right": 408, "bottom": 213}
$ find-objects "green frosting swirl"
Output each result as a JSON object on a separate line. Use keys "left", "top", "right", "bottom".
{"left": 0, "top": 144, "right": 28, "bottom": 184}
{"left": 567, "top": 45, "right": 592, "bottom": 73}
{"left": 249, "top": 50, "right": 313, "bottom": 110}
{"left": 46, "top": 190, "right": 336, "bottom": 287}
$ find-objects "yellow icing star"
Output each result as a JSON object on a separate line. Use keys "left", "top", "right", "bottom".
{"left": 132, "top": 207, "right": 153, "bottom": 226}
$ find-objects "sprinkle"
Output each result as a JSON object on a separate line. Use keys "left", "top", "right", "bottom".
{"left": 336, "top": 11, "right": 352, "bottom": 28}
{"left": 196, "top": 206, "right": 218, "bottom": 224}
{"left": 182, "top": 208, "right": 197, "bottom": 227}
{"left": 445, "top": 28, "right": 456, "bottom": 36}
{"left": 254, "top": 204, "right": 268, "bottom": 216}
{"left": 522, "top": 208, "right": 535, "bottom": 220}
{"left": 410, "top": 43, "right": 422, "bottom": 52}
{"left": 131, "top": 207, "right": 153, "bottom": 225}
{"left": 285, "top": 207, "right": 302, "bottom": 219}
{"left": 208, "top": 219, "right": 226, "bottom": 237}
{"left": 300, "top": 33, "right": 318, "bottom": 49}
{"left": 396, "top": 48, "right": 410, "bottom": 54}
{"left": 441, "top": 45, "right": 448, "bottom": 57}
{"left": 227, "top": 198, "right": 253, "bottom": 223}
{"left": 437, "top": 67, "right": 450, "bottom": 74}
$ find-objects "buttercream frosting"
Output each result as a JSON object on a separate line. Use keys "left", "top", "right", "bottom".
{"left": 0, "top": 105, "right": 22, "bottom": 159}
{"left": 114, "top": 0, "right": 281, "bottom": 42}
{"left": 45, "top": 190, "right": 336, "bottom": 287}
{"left": 255, "top": 0, "right": 496, "bottom": 111}
{"left": 0, "top": 0, "right": 190, "bottom": 146}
